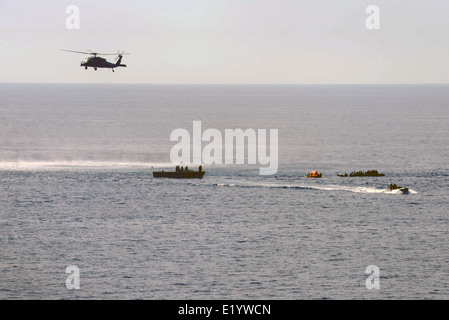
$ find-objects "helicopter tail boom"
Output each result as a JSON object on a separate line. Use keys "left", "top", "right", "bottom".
{"left": 115, "top": 55, "right": 126, "bottom": 67}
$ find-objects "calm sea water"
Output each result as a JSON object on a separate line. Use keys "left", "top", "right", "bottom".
{"left": 1, "top": 84, "right": 448, "bottom": 299}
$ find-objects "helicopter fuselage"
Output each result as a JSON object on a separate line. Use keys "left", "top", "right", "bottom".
{"left": 80, "top": 56, "right": 126, "bottom": 70}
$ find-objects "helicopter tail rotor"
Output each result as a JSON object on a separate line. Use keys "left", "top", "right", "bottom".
{"left": 115, "top": 50, "right": 129, "bottom": 67}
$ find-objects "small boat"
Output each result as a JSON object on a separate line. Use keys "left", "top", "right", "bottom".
{"left": 152, "top": 165, "right": 205, "bottom": 179}
{"left": 305, "top": 171, "right": 323, "bottom": 178}
{"left": 338, "top": 170, "right": 385, "bottom": 177}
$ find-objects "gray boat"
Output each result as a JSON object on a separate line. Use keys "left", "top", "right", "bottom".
{"left": 153, "top": 166, "right": 205, "bottom": 179}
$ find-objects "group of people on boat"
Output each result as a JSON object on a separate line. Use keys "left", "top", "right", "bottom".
{"left": 387, "top": 183, "right": 409, "bottom": 193}
{"left": 176, "top": 165, "right": 189, "bottom": 172}
{"left": 175, "top": 165, "right": 203, "bottom": 172}
{"left": 338, "top": 170, "right": 385, "bottom": 177}
{"left": 388, "top": 183, "right": 405, "bottom": 190}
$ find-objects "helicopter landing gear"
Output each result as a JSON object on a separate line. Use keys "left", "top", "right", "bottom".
{"left": 85, "top": 67, "right": 88, "bottom": 70}
{"left": 94, "top": 67, "right": 97, "bottom": 71}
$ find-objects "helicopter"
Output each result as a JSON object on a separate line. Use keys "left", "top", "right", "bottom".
{"left": 61, "top": 49, "right": 130, "bottom": 72}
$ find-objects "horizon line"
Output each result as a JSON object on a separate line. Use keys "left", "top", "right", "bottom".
{"left": 1, "top": 81, "right": 449, "bottom": 86}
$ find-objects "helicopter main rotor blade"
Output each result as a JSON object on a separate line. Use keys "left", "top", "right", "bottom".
{"left": 90, "top": 50, "right": 130, "bottom": 56}
{"left": 60, "top": 49, "right": 92, "bottom": 55}
{"left": 61, "top": 49, "right": 131, "bottom": 57}
{"left": 101, "top": 53, "right": 131, "bottom": 56}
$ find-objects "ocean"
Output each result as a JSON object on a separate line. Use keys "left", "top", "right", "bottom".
{"left": 0, "top": 83, "right": 448, "bottom": 299}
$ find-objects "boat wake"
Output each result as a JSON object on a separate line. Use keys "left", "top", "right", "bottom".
{"left": 0, "top": 161, "right": 171, "bottom": 171}
{"left": 213, "top": 182, "right": 417, "bottom": 194}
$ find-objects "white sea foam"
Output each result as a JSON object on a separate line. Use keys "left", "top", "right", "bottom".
{"left": 213, "top": 181, "right": 417, "bottom": 194}
{"left": 0, "top": 161, "right": 172, "bottom": 171}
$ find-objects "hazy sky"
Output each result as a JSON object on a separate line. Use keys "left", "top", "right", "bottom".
{"left": 1, "top": 0, "right": 449, "bottom": 84}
